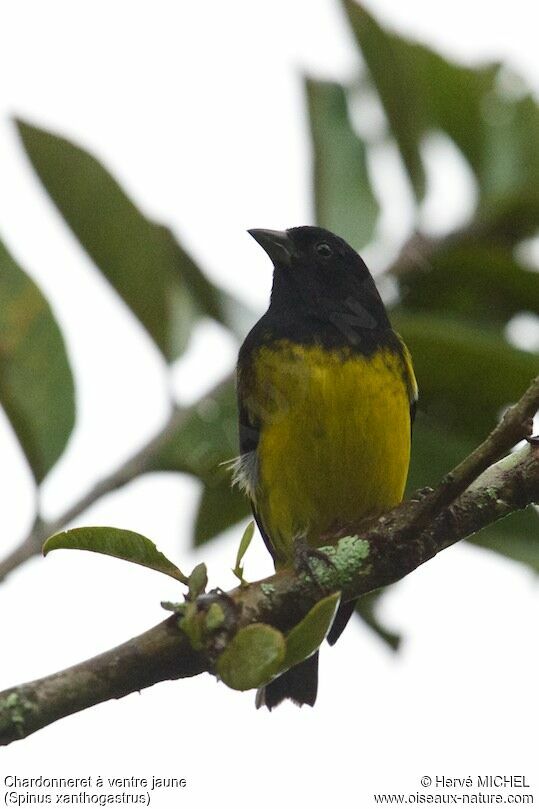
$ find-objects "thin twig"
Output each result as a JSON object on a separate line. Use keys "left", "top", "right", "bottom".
{"left": 0, "top": 403, "right": 188, "bottom": 582}
{"left": 390, "top": 375, "right": 539, "bottom": 542}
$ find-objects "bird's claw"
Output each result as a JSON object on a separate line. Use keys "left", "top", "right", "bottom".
{"left": 293, "top": 535, "right": 335, "bottom": 592}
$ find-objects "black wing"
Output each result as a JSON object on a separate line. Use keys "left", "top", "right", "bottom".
{"left": 236, "top": 332, "right": 277, "bottom": 565}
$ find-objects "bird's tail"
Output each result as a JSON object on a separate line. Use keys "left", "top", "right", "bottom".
{"left": 326, "top": 598, "right": 357, "bottom": 646}
{"left": 255, "top": 651, "right": 319, "bottom": 711}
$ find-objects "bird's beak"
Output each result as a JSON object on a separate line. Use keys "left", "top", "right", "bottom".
{"left": 248, "top": 228, "right": 293, "bottom": 267}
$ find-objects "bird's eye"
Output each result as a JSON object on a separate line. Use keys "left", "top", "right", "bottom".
{"left": 315, "top": 242, "right": 333, "bottom": 258}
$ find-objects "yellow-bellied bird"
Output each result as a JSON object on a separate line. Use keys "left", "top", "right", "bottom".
{"left": 234, "top": 227, "right": 417, "bottom": 709}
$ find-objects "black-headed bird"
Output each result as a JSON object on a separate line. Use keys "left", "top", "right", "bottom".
{"left": 233, "top": 226, "right": 417, "bottom": 709}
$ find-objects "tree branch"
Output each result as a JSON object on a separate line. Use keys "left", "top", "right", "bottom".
{"left": 382, "top": 375, "right": 539, "bottom": 542}
{"left": 1, "top": 436, "right": 537, "bottom": 746}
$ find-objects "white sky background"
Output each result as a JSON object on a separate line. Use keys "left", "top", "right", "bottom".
{"left": 0, "top": 0, "right": 537, "bottom": 804}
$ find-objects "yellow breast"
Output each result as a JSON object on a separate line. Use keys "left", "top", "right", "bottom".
{"left": 251, "top": 341, "right": 414, "bottom": 565}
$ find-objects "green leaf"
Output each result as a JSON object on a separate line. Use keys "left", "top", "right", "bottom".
{"left": 305, "top": 77, "right": 379, "bottom": 251}
{"left": 216, "top": 624, "right": 286, "bottom": 691}
{"left": 283, "top": 592, "right": 341, "bottom": 671}
{"left": 343, "top": 0, "right": 429, "bottom": 198}
{"left": 394, "top": 312, "right": 538, "bottom": 445}
{"left": 343, "top": 2, "right": 539, "bottom": 234}
{"left": 401, "top": 244, "right": 539, "bottom": 325}
{"left": 205, "top": 602, "right": 226, "bottom": 632}
{"left": 160, "top": 600, "right": 184, "bottom": 613}
{"left": 179, "top": 601, "right": 204, "bottom": 650}
{"left": 354, "top": 590, "right": 401, "bottom": 651}
{"left": 232, "top": 520, "right": 255, "bottom": 584}
{"left": 194, "top": 479, "right": 250, "bottom": 547}
{"left": 187, "top": 562, "right": 208, "bottom": 599}
{"left": 235, "top": 521, "right": 255, "bottom": 570}
{"left": 43, "top": 526, "right": 188, "bottom": 583}
{"left": 16, "top": 120, "right": 247, "bottom": 360}
{"left": 0, "top": 237, "right": 75, "bottom": 482}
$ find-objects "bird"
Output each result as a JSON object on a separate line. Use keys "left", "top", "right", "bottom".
{"left": 233, "top": 226, "right": 417, "bottom": 710}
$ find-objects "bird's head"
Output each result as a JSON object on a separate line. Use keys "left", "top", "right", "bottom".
{"left": 248, "top": 225, "right": 389, "bottom": 332}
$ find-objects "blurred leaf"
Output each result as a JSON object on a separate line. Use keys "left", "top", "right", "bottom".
{"left": 478, "top": 93, "right": 539, "bottom": 230}
{"left": 160, "top": 225, "right": 256, "bottom": 343}
{"left": 194, "top": 479, "right": 250, "bottom": 547}
{"left": 343, "top": 0, "right": 495, "bottom": 188}
{"left": 43, "top": 526, "right": 188, "bottom": 583}
{"left": 343, "top": 2, "right": 539, "bottom": 237}
{"left": 343, "top": 0, "right": 428, "bottom": 198}
{"left": 217, "top": 624, "right": 286, "bottom": 691}
{"left": 0, "top": 238, "right": 75, "bottom": 482}
{"left": 479, "top": 195, "right": 539, "bottom": 244}
{"left": 16, "top": 119, "right": 248, "bottom": 360}
{"left": 148, "top": 377, "right": 245, "bottom": 547}
{"left": 219, "top": 289, "right": 258, "bottom": 342}
{"left": 395, "top": 312, "right": 538, "bottom": 444}
{"left": 151, "top": 378, "right": 238, "bottom": 479}
{"left": 406, "top": 417, "right": 472, "bottom": 493}
{"left": 401, "top": 244, "right": 539, "bottom": 325}
{"left": 283, "top": 592, "right": 341, "bottom": 671}
{"left": 354, "top": 590, "right": 401, "bottom": 650}
{"left": 305, "top": 77, "right": 379, "bottom": 250}
{"left": 409, "top": 419, "right": 539, "bottom": 571}
{"left": 469, "top": 508, "right": 539, "bottom": 572}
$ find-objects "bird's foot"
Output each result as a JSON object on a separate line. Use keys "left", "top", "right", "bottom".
{"left": 293, "top": 535, "right": 335, "bottom": 592}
